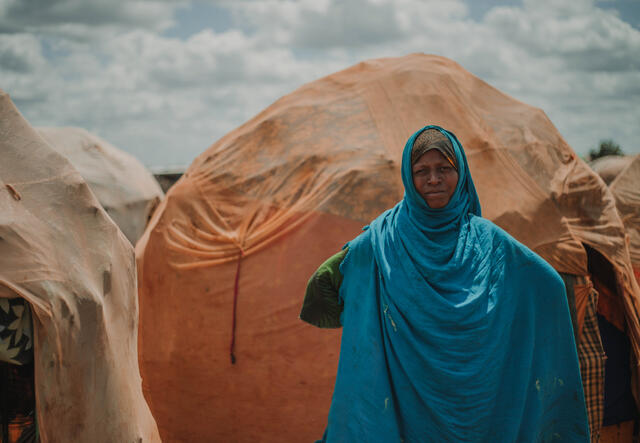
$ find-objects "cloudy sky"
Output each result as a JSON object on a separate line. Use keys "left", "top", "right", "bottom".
{"left": 1, "top": 0, "right": 639, "bottom": 169}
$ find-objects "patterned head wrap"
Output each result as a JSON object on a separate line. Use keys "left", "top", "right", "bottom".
{"left": 411, "top": 128, "right": 457, "bottom": 170}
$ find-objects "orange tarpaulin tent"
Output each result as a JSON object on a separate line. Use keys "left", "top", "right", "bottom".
{"left": 37, "top": 126, "right": 164, "bottom": 246}
{"left": 608, "top": 155, "right": 640, "bottom": 281}
{"left": 0, "top": 90, "right": 160, "bottom": 442}
{"left": 136, "top": 53, "right": 640, "bottom": 442}
{"left": 590, "top": 155, "right": 640, "bottom": 442}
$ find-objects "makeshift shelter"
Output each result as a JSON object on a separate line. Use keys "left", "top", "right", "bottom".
{"left": 37, "top": 126, "right": 164, "bottom": 245}
{"left": 608, "top": 156, "right": 640, "bottom": 279}
{"left": 136, "top": 53, "right": 640, "bottom": 442}
{"left": 0, "top": 90, "right": 160, "bottom": 442}
{"left": 591, "top": 155, "right": 635, "bottom": 186}
{"left": 589, "top": 156, "right": 640, "bottom": 441}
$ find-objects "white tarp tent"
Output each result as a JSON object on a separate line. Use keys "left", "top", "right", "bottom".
{"left": 38, "top": 127, "right": 164, "bottom": 245}
{"left": 0, "top": 89, "right": 160, "bottom": 442}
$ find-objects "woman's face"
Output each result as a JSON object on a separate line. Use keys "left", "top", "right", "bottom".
{"left": 411, "top": 149, "right": 459, "bottom": 209}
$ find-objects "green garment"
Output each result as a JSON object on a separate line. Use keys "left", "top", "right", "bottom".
{"left": 300, "top": 249, "right": 347, "bottom": 328}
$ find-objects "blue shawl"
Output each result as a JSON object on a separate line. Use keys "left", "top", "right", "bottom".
{"left": 320, "top": 126, "right": 589, "bottom": 442}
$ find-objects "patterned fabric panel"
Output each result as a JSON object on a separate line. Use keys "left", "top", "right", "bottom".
{"left": 575, "top": 276, "right": 605, "bottom": 443}
{"left": 0, "top": 298, "right": 33, "bottom": 366}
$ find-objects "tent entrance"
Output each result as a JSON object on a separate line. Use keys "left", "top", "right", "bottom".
{"left": 586, "top": 245, "right": 639, "bottom": 438}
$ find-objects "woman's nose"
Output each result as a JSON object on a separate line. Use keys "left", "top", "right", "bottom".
{"left": 427, "top": 172, "right": 441, "bottom": 184}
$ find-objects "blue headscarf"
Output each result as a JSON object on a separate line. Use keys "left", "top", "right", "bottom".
{"left": 319, "top": 126, "right": 589, "bottom": 442}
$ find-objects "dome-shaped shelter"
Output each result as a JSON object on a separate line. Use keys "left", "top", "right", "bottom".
{"left": 591, "top": 155, "right": 634, "bottom": 186}
{"left": 0, "top": 90, "right": 160, "bottom": 441}
{"left": 136, "top": 54, "right": 640, "bottom": 442}
{"left": 609, "top": 156, "right": 640, "bottom": 277}
{"left": 37, "top": 126, "right": 164, "bottom": 245}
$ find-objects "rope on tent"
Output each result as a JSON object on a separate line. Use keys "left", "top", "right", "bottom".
{"left": 230, "top": 249, "right": 244, "bottom": 364}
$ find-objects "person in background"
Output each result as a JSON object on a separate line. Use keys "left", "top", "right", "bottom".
{"left": 301, "top": 125, "right": 590, "bottom": 442}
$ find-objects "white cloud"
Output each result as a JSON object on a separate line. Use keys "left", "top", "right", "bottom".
{"left": 227, "top": 0, "right": 471, "bottom": 49}
{"left": 475, "top": 0, "right": 640, "bottom": 153}
{"left": 0, "top": 0, "right": 182, "bottom": 36}
{"left": 0, "top": 33, "right": 45, "bottom": 72}
{"left": 0, "top": 0, "right": 639, "bottom": 167}
{"left": 487, "top": 3, "right": 640, "bottom": 71}
{"left": 0, "top": 21, "right": 348, "bottom": 167}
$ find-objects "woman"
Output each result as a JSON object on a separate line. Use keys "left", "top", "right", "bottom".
{"left": 300, "top": 126, "right": 589, "bottom": 442}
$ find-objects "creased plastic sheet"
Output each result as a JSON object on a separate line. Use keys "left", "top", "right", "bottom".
{"left": 37, "top": 126, "right": 164, "bottom": 246}
{"left": 610, "top": 155, "right": 640, "bottom": 270}
{"left": 0, "top": 90, "right": 160, "bottom": 442}
{"left": 591, "top": 155, "right": 635, "bottom": 186}
{"left": 136, "top": 53, "right": 640, "bottom": 442}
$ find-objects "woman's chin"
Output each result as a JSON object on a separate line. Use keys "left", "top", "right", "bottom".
{"left": 424, "top": 196, "right": 448, "bottom": 209}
